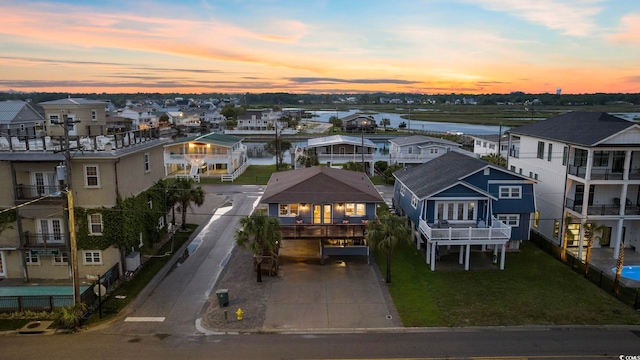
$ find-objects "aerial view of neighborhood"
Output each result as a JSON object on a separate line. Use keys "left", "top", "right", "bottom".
{"left": 1, "top": 0, "right": 640, "bottom": 359}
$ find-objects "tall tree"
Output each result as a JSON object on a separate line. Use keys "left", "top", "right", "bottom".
{"left": 235, "top": 213, "right": 281, "bottom": 282}
{"left": 380, "top": 118, "right": 390, "bottom": 131}
{"left": 560, "top": 215, "right": 575, "bottom": 262}
{"left": 172, "top": 177, "right": 205, "bottom": 230}
{"left": 265, "top": 138, "right": 292, "bottom": 170}
{"left": 366, "top": 214, "right": 411, "bottom": 283}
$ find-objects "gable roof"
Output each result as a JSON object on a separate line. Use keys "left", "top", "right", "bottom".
{"left": 261, "top": 166, "right": 384, "bottom": 203}
{"left": 508, "top": 112, "right": 636, "bottom": 146}
{"left": 393, "top": 151, "right": 491, "bottom": 198}
{"left": 0, "top": 100, "right": 44, "bottom": 124}
{"left": 388, "top": 135, "right": 460, "bottom": 148}
{"left": 169, "top": 132, "right": 243, "bottom": 147}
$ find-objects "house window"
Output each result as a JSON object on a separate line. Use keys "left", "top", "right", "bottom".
{"left": 483, "top": 141, "right": 487, "bottom": 147}
{"left": 411, "top": 195, "right": 418, "bottom": 209}
{"left": 48, "top": 114, "right": 59, "bottom": 126}
{"left": 574, "top": 149, "right": 588, "bottom": 167}
{"left": 553, "top": 220, "right": 560, "bottom": 239}
{"left": 533, "top": 211, "right": 539, "bottom": 228}
{"left": 144, "top": 153, "right": 150, "bottom": 173}
{"left": 38, "top": 219, "right": 64, "bottom": 244}
{"left": 345, "top": 203, "right": 365, "bottom": 216}
{"left": 562, "top": 146, "right": 568, "bottom": 165}
{"left": 534, "top": 173, "right": 538, "bottom": 180}
{"left": 83, "top": 250, "right": 102, "bottom": 265}
{"left": 476, "top": 140, "right": 481, "bottom": 145}
{"left": 499, "top": 186, "right": 521, "bottom": 199}
{"left": 497, "top": 214, "right": 520, "bottom": 227}
{"left": 436, "top": 201, "right": 476, "bottom": 221}
{"left": 53, "top": 252, "right": 69, "bottom": 264}
{"left": 529, "top": 171, "right": 533, "bottom": 178}
{"left": 547, "top": 143, "right": 553, "bottom": 161}
{"left": 84, "top": 165, "right": 100, "bottom": 187}
{"left": 489, "top": 144, "right": 496, "bottom": 150}
{"left": 88, "top": 213, "right": 103, "bottom": 235}
{"left": 537, "top": 141, "right": 545, "bottom": 159}
{"left": 593, "top": 151, "right": 609, "bottom": 167}
{"left": 430, "top": 148, "right": 438, "bottom": 154}
{"left": 400, "top": 185, "right": 405, "bottom": 196}
{"left": 279, "top": 204, "right": 299, "bottom": 216}
{"left": 510, "top": 166, "right": 516, "bottom": 172}
{"left": 157, "top": 216, "right": 165, "bottom": 230}
{"left": 91, "top": 110, "right": 97, "bottom": 121}
{"left": 25, "top": 252, "right": 39, "bottom": 265}
{"left": 148, "top": 197, "right": 153, "bottom": 209}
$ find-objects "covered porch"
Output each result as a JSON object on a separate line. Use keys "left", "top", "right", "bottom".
{"left": 279, "top": 224, "right": 370, "bottom": 264}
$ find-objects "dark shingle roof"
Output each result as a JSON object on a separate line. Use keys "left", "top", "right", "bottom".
{"left": 508, "top": 112, "right": 636, "bottom": 146}
{"left": 170, "top": 132, "right": 243, "bottom": 147}
{"left": 261, "top": 167, "right": 384, "bottom": 203}
{"left": 393, "top": 152, "right": 487, "bottom": 198}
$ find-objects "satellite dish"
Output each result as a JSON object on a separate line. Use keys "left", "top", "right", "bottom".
{"left": 94, "top": 284, "right": 107, "bottom": 296}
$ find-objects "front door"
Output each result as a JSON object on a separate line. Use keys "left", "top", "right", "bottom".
{"left": 313, "top": 204, "right": 332, "bottom": 224}
{"left": 313, "top": 205, "right": 322, "bottom": 224}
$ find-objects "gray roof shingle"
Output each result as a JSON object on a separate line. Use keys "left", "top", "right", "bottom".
{"left": 393, "top": 152, "right": 487, "bottom": 198}
{"left": 261, "top": 167, "right": 384, "bottom": 204}
{"left": 508, "top": 112, "right": 636, "bottom": 146}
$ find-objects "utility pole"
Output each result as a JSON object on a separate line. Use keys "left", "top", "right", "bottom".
{"left": 54, "top": 112, "right": 81, "bottom": 305}
{"left": 361, "top": 120, "right": 367, "bottom": 173}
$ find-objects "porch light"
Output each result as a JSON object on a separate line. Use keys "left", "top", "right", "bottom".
{"left": 301, "top": 203, "right": 307, "bottom": 208}
{"left": 338, "top": 203, "right": 344, "bottom": 207}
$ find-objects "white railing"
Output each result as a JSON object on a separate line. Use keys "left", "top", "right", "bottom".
{"left": 164, "top": 153, "right": 231, "bottom": 164}
{"left": 317, "top": 154, "right": 375, "bottom": 161}
{"left": 418, "top": 216, "right": 511, "bottom": 244}
{"left": 221, "top": 161, "right": 249, "bottom": 182}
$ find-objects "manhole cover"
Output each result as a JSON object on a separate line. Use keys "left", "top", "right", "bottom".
{"left": 27, "top": 322, "right": 41, "bottom": 329}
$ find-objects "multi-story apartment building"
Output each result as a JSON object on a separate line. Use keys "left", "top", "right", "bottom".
{"left": 507, "top": 112, "right": 640, "bottom": 260}
{"left": 0, "top": 98, "right": 171, "bottom": 282}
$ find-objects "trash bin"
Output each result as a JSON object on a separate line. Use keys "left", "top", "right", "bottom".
{"left": 216, "top": 289, "right": 229, "bottom": 307}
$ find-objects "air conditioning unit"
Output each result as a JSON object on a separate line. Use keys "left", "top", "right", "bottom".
{"left": 125, "top": 251, "right": 141, "bottom": 272}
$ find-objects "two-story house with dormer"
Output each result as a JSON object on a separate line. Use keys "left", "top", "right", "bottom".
{"left": 393, "top": 151, "right": 536, "bottom": 271}
{"left": 302, "top": 135, "right": 376, "bottom": 176}
{"left": 508, "top": 112, "right": 640, "bottom": 260}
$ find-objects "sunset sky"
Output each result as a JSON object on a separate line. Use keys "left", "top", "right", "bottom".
{"left": 1, "top": 0, "right": 639, "bottom": 94}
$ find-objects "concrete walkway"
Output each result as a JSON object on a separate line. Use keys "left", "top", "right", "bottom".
{"left": 263, "top": 240, "right": 402, "bottom": 330}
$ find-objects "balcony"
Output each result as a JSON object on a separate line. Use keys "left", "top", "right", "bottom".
{"left": 279, "top": 224, "right": 367, "bottom": 240}
{"left": 164, "top": 153, "right": 231, "bottom": 164}
{"left": 21, "top": 231, "right": 67, "bottom": 248}
{"left": 316, "top": 153, "right": 374, "bottom": 163}
{"left": 568, "top": 166, "right": 626, "bottom": 180}
{"left": 14, "top": 185, "right": 64, "bottom": 202}
{"left": 418, "top": 217, "right": 511, "bottom": 245}
{"left": 566, "top": 197, "right": 640, "bottom": 216}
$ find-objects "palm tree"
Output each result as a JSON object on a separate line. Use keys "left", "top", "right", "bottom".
{"left": 366, "top": 214, "right": 411, "bottom": 283}
{"left": 613, "top": 241, "right": 625, "bottom": 294}
{"left": 583, "top": 222, "right": 606, "bottom": 275}
{"left": 235, "top": 213, "right": 281, "bottom": 282}
{"left": 172, "top": 177, "right": 205, "bottom": 230}
{"left": 380, "top": 118, "right": 390, "bottom": 131}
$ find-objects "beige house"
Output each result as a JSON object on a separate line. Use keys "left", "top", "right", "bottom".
{"left": 0, "top": 98, "right": 171, "bottom": 283}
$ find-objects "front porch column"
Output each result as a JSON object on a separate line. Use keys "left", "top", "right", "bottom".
{"left": 493, "top": 246, "right": 499, "bottom": 264}
{"left": 464, "top": 244, "right": 471, "bottom": 271}
{"left": 320, "top": 239, "right": 325, "bottom": 265}
{"left": 614, "top": 219, "right": 624, "bottom": 259}
{"left": 426, "top": 240, "right": 431, "bottom": 264}
{"left": 500, "top": 243, "right": 506, "bottom": 270}
{"left": 459, "top": 245, "right": 464, "bottom": 264}
{"left": 430, "top": 243, "right": 437, "bottom": 271}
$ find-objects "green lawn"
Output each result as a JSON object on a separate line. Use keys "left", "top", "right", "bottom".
{"left": 376, "top": 241, "right": 640, "bottom": 327}
{"left": 200, "top": 165, "right": 279, "bottom": 185}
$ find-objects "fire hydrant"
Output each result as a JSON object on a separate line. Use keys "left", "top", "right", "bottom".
{"left": 235, "top": 308, "right": 244, "bottom": 321}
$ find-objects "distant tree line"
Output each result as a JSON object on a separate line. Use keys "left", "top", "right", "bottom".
{"left": 2, "top": 91, "right": 639, "bottom": 107}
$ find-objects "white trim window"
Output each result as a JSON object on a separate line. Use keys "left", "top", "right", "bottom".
{"left": 88, "top": 213, "right": 103, "bottom": 235}
{"left": 411, "top": 195, "right": 418, "bottom": 209}
{"left": 144, "top": 153, "right": 150, "bottom": 173}
{"left": 429, "top": 148, "right": 439, "bottom": 154}
{"left": 84, "top": 165, "right": 100, "bottom": 188}
{"left": 436, "top": 201, "right": 476, "bottom": 221}
{"left": 25, "top": 252, "right": 39, "bottom": 265}
{"left": 37, "top": 218, "right": 65, "bottom": 244}
{"left": 499, "top": 186, "right": 521, "bottom": 199}
{"left": 53, "top": 252, "right": 69, "bottom": 265}
{"left": 497, "top": 214, "right": 520, "bottom": 227}
{"left": 279, "top": 204, "right": 299, "bottom": 217}
{"left": 91, "top": 110, "right": 98, "bottom": 121}
{"left": 83, "top": 250, "right": 102, "bottom": 265}
{"left": 48, "top": 114, "right": 59, "bottom": 126}
{"left": 345, "top": 203, "right": 366, "bottom": 216}
{"left": 400, "top": 185, "right": 405, "bottom": 196}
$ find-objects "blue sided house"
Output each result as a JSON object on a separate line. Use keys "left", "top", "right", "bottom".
{"left": 392, "top": 151, "right": 536, "bottom": 271}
